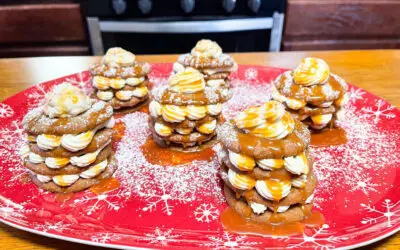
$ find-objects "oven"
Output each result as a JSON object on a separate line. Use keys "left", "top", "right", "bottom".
{"left": 85, "top": 0, "right": 286, "bottom": 55}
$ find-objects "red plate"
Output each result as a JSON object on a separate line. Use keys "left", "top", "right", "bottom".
{"left": 0, "top": 64, "right": 399, "bottom": 249}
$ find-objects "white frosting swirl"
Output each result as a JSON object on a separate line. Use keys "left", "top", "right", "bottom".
{"left": 191, "top": 39, "right": 222, "bottom": 58}
{"left": 255, "top": 179, "right": 291, "bottom": 201}
{"left": 36, "top": 134, "right": 61, "bottom": 150}
{"left": 256, "top": 159, "right": 284, "bottom": 170}
{"left": 206, "top": 103, "right": 222, "bottom": 116}
{"left": 70, "top": 141, "right": 109, "bottom": 167}
{"left": 52, "top": 174, "right": 79, "bottom": 187}
{"left": 19, "top": 145, "right": 30, "bottom": 159}
{"left": 197, "top": 119, "right": 217, "bottom": 134}
{"left": 268, "top": 205, "right": 290, "bottom": 213}
{"left": 126, "top": 77, "right": 145, "bottom": 86}
{"left": 250, "top": 202, "right": 267, "bottom": 214}
{"left": 162, "top": 105, "right": 186, "bottom": 123}
{"left": 271, "top": 86, "right": 306, "bottom": 110}
{"left": 173, "top": 62, "right": 185, "bottom": 73}
{"left": 176, "top": 128, "right": 192, "bottom": 135}
{"left": 45, "top": 157, "right": 70, "bottom": 169}
{"left": 228, "top": 169, "right": 255, "bottom": 190}
{"left": 37, "top": 174, "right": 52, "bottom": 183}
{"left": 103, "top": 47, "right": 136, "bottom": 67}
{"left": 97, "top": 91, "right": 114, "bottom": 101}
{"left": 80, "top": 159, "right": 108, "bottom": 178}
{"left": 306, "top": 193, "right": 314, "bottom": 204}
{"left": 44, "top": 83, "right": 91, "bottom": 118}
{"left": 61, "top": 130, "right": 95, "bottom": 152}
{"left": 311, "top": 114, "right": 333, "bottom": 126}
{"left": 154, "top": 122, "right": 173, "bottom": 137}
{"left": 29, "top": 152, "right": 45, "bottom": 164}
{"left": 284, "top": 152, "right": 309, "bottom": 175}
{"left": 228, "top": 150, "right": 255, "bottom": 171}
{"left": 206, "top": 79, "right": 225, "bottom": 88}
{"left": 149, "top": 101, "right": 162, "bottom": 118}
{"left": 186, "top": 105, "right": 206, "bottom": 120}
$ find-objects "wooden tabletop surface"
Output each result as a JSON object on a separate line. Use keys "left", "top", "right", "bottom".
{"left": 0, "top": 50, "right": 399, "bottom": 249}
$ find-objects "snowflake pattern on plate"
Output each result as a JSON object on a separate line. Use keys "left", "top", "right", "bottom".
{"left": 0, "top": 65, "right": 399, "bottom": 250}
{"left": 0, "top": 103, "right": 14, "bottom": 118}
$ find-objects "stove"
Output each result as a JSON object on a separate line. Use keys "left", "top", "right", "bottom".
{"left": 85, "top": 0, "right": 286, "bottom": 55}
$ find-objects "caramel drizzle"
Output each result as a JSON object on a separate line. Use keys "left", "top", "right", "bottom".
{"left": 278, "top": 73, "right": 347, "bottom": 107}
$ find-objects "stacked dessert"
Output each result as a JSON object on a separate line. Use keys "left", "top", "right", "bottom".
{"left": 149, "top": 68, "right": 231, "bottom": 151}
{"left": 90, "top": 47, "right": 152, "bottom": 111}
{"left": 19, "top": 83, "right": 117, "bottom": 193}
{"left": 271, "top": 57, "right": 348, "bottom": 130}
{"left": 173, "top": 39, "right": 237, "bottom": 97}
{"left": 217, "top": 101, "right": 317, "bottom": 223}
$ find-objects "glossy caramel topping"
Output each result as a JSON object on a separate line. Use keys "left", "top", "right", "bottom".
{"left": 310, "top": 127, "right": 347, "bottom": 147}
{"left": 55, "top": 193, "right": 74, "bottom": 202}
{"left": 90, "top": 178, "right": 120, "bottom": 195}
{"left": 293, "top": 57, "right": 330, "bottom": 86}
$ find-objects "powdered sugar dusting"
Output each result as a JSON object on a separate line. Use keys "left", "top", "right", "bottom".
{"left": 114, "top": 112, "right": 224, "bottom": 214}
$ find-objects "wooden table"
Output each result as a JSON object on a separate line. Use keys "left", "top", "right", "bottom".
{"left": 0, "top": 51, "right": 399, "bottom": 249}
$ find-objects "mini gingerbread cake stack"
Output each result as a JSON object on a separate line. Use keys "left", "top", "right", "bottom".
{"left": 149, "top": 68, "right": 231, "bottom": 151}
{"left": 173, "top": 39, "right": 237, "bottom": 96}
{"left": 271, "top": 57, "right": 348, "bottom": 130}
{"left": 217, "top": 101, "right": 317, "bottom": 223}
{"left": 90, "top": 47, "right": 152, "bottom": 111}
{"left": 19, "top": 83, "right": 117, "bottom": 193}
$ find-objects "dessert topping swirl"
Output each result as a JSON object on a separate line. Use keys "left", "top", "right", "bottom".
{"left": 102, "top": 47, "right": 136, "bottom": 67}
{"left": 168, "top": 68, "right": 205, "bottom": 94}
{"left": 44, "top": 83, "right": 91, "bottom": 118}
{"left": 293, "top": 57, "right": 330, "bottom": 86}
{"left": 191, "top": 39, "right": 222, "bottom": 58}
{"left": 234, "top": 101, "right": 294, "bottom": 140}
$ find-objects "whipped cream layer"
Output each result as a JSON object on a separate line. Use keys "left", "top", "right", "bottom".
{"left": 44, "top": 83, "right": 92, "bottom": 118}
{"left": 93, "top": 76, "right": 146, "bottom": 90}
{"left": 33, "top": 159, "right": 109, "bottom": 187}
{"left": 149, "top": 101, "right": 222, "bottom": 123}
{"left": 154, "top": 119, "right": 217, "bottom": 137}
{"left": 102, "top": 47, "right": 136, "bottom": 67}
{"left": 30, "top": 117, "right": 114, "bottom": 152}
{"left": 191, "top": 39, "right": 222, "bottom": 58}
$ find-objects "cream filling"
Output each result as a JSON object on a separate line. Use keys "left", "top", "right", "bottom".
{"left": 292, "top": 174, "right": 307, "bottom": 188}
{"left": 149, "top": 100, "right": 162, "bottom": 118}
{"left": 284, "top": 152, "right": 309, "bottom": 175}
{"left": 150, "top": 101, "right": 222, "bottom": 120}
{"left": 255, "top": 179, "right": 291, "bottom": 201}
{"left": 176, "top": 127, "right": 192, "bottom": 135}
{"left": 52, "top": 174, "right": 80, "bottom": 187}
{"left": 19, "top": 145, "right": 31, "bottom": 160}
{"left": 115, "top": 86, "right": 148, "bottom": 101}
{"left": 227, "top": 169, "right": 255, "bottom": 190}
{"left": 311, "top": 114, "right": 333, "bottom": 126}
{"left": 206, "top": 79, "right": 225, "bottom": 88}
{"left": 271, "top": 87, "right": 306, "bottom": 110}
{"left": 80, "top": 159, "right": 108, "bottom": 178}
{"left": 97, "top": 91, "right": 114, "bottom": 101}
{"left": 256, "top": 159, "right": 284, "bottom": 170}
{"left": 70, "top": 140, "right": 110, "bottom": 167}
{"left": 93, "top": 76, "right": 145, "bottom": 90}
{"left": 197, "top": 119, "right": 217, "bottom": 134}
{"left": 228, "top": 150, "right": 255, "bottom": 171}
{"left": 35, "top": 118, "right": 114, "bottom": 152}
{"left": 154, "top": 122, "right": 173, "bottom": 137}
{"left": 250, "top": 202, "right": 267, "bottom": 214}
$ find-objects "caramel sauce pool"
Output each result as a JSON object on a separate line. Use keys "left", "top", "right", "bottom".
{"left": 310, "top": 127, "right": 347, "bottom": 147}
{"left": 55, "top": 193, "right": 74, "bottom": 202}
{"left": 141, "top": 137, "right": 215, "bottom": 166}
{"left": 90, "top": 178, "right": 121, "bottom": 195}
{"left": 221, "top": 207, "right": 325, "bottom": 237}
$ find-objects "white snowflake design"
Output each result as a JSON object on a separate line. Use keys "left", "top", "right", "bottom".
{"left": 347, "top": 174, "right": 380, "bottom": 196}
{"left": 194, "top": 203, "right": 219, "bottom": 223}
{"left": 244, "top": 68, "right": 258, "bottom": 80}
{"left": 202, "top": 231, "right": 260, "bottom": 249}
{"left": 27, "top": 83, "right": 48, "bottom": 107}
{"left": 361, "top": 199, "right": 400, "bottom": 227}
{"left": 283, "top": 224, "right": 348, "bottom": 249}
{"left": 0, "top": 103, "right": 14, "bottom": 118}
{"left": 73, "top": 189, "right": 130, "bottom": 216}
{"left": 139, "top": 182, "right": 192, "bottom": 216}
{"left": 90, "top": 232, "right": 121, "bottom": 243}
{"left": 0, "top": 120, "right": 25, "bottom": 144}
{"left": 142, "top": 227, "right": 180, "bottom": 246}
{"left": 361, "top": 99, "right": 396, "bottom": 123}
{"left": 347, "top": 87, "right": 365, "bottom": 104}
{"left": 33, "top": 220, "right": 72, "bottom": 233}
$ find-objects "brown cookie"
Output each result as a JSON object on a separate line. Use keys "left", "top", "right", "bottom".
{"left": 153, "top": 115, "right": 219, "bottom": 130}
{"left": 177, "top": 53, "right": 236, "bottom": 70}
{"left": 89, "top": 61, "right": 151, "bottom": 78}
{"left": 152, "top": 130, "right": 218, "bottom": 152}
{"left": 204, "top": 72, "right": 231, "bottom": 80}
{"left": 222, "top": 166, "right": 317, "bottom": 207}
{"left": 110, "top": 94, "right": 149, "bottom": 110}
{"left": 153, "top": 85, "right": 231, "bottom": 106}
{"left": 274, "top": 71, "right": 348, "bottom": 105}
{"left": 29, "top": 154, "right": 118, "bottom": 193}
{"left": 25, "top": 144, "right": 112, "bottom": 176}
{"left": 92, "top": 78, "right": 149, "bottom": 92}
{"left": 217, "top": 119, "right": 310, "bottom": 160}
{"left": 296, "top": 105, "right": 336, "bottom": 116}
{"left": 224, "top": 184, "right": 313, "bottom": 224}
{"left": 23, "top": 101, "right": 113, "bottom": 136}
{"left": 29, "top": 128, "right": 113, "bottom": 158}
{"left": 220, "top": 147, "right": 313, "bottom": 178}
